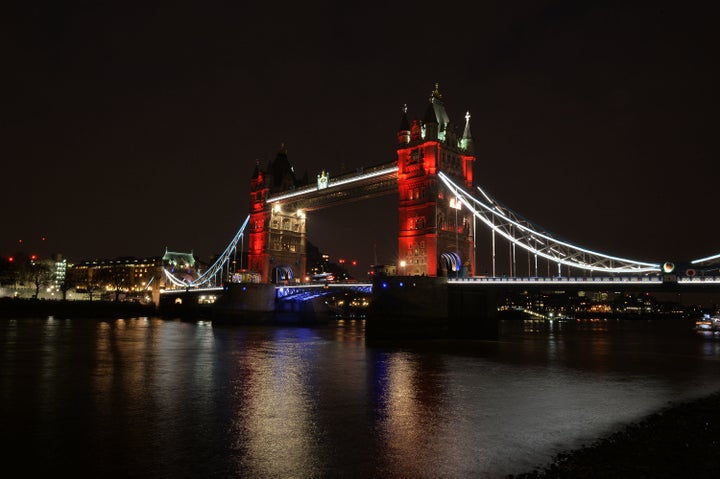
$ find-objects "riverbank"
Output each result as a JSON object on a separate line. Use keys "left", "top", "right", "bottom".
{"left": 509, "top": 390, "right": 720, "bottom": 478}
{"left": 0, "top": 297, "right": 157, "bottom": 318}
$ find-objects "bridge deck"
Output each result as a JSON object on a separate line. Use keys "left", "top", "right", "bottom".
{"left": 266, "top": 163, "right": 398, "bottom": 211}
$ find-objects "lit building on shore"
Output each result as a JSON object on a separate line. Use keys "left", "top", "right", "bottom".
{"left": 69, "top": 250, "right": 199, "bottom": 300}
{"left": 70, "top": 257, "right": 163, "bottom": 300}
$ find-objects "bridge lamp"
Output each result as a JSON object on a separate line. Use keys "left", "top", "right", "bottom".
{"left": 400, "top": 260, "right": 406, "bottom": 275}
{"left": 296, "top": 209, "right": 305, "bottom": 218}
{"left": 273, "top": 204, "right": 281, "bottom": 213}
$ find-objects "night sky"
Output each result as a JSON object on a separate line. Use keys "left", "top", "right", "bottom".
{"left": 3, "top": 1, "right": 718, "bottom": 274}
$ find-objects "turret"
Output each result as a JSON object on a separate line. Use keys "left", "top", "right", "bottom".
{"left": 422, "top": 83, "right": 450, "bottom": 141}
{"left": 398, "top": 104, "right": 411, "bottom": 144}
{"left": 267, "top": 143, "right": 298, "bottom": 193}
{"left": 461, "top": 111, "right": 474, "bottom": 154}
{"left": 423, "top": 101, "right": 438, "bottom": 140}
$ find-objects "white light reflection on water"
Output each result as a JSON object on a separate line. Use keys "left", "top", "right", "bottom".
{"left": 227, "top": 327, "right": 322, "bottom": 478}
{"left": 3, "top": 317, "right": 720, "bottom": 478}
{"left": 365, "top": 319, "right": 720, "bottom": 478}
{"left": 373, "top": 351, "right": 457, "bottom": 478}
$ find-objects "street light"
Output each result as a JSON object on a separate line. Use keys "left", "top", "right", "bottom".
{"left": 450, "top": 196, "right": 462, "bottom": 277}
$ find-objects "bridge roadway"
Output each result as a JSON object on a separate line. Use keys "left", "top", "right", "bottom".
{"left": 449, "top": 275, "right": 720, "bottom": 292}
{"left": 159, "top": 274, "right": 720, "bottom": 301}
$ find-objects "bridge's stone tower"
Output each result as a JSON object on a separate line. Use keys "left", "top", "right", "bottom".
{"left": 247, "top": 146, "right": 307, "bottom": 283}
{"left": 397, "top": 85, "right": 476, "bottom": 277}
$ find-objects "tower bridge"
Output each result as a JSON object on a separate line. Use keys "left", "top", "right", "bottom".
{"left": 160, "top": 85, "right": 719, "bottom": 336}
{"left": 267, "top": 162, "right": 399, "bottom": 211}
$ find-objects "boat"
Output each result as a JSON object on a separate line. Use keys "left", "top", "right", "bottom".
{"left": 694, "top": 314, "right": 720, "bottom": 331}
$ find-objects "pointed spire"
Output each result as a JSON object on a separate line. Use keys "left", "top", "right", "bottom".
{"left": 269, "top": 143, "right": 297, "bottom": 191}
{"left": 462, "top": 111, "right": 473, "bottom": 139}
{"left": 251, "top": 158, "right": 261, "bottom": 179}
{"left": 461, "top": 111, "right": 474, "bottom": 154}
{"left": 423, "top": 101, "right": 438, "bottom": 124}
{"left": 398, "top": 104, "right": 411, "bottom": 144}
{"left": 430, "top": 82, "right": 442, "bottom": 102}
{"left": 399, "top": 103, "right": 410, "bottom": 131}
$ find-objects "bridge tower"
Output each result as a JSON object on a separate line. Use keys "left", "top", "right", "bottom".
{"left": 247, "top": 146, "right": 308, "bottom": 283}
{"left": 397, "top": 84, "right": 476, "bottom": 277}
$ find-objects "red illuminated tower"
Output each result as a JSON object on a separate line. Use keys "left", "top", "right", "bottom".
{"left": 397, "top": 84, "right": 476, "bottom": 277}
{"left": 247, "top": 146, "right": 307, "bottom": 283}
{"left": 247, "top": 160, "right": 271, "bottom": 281}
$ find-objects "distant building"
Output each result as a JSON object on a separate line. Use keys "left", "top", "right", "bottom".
{"left": 370, "top": 264, "right": 397, "bottom": 277}
{"left": 70, "top": 257, "right": 164, "bottom": 299}
{"left": 162, "top": 248, "right": 198, "bottom": 285}
{"left": 52, "top": 254, "right": 67, "bottom": 289}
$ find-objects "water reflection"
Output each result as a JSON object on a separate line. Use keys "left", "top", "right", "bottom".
{"left": 3, "top": 317, "right": 720, "bottom": 478}
{"left": 227, "top": 328, "right": 322, "bottom": 477}
{"left": 373, "top": 352, "right": 455, "bottom": 478}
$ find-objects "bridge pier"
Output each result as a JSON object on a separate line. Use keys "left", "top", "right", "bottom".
{"left": 273, "top": 295, "right": 336, "bottom": 324}
{"left": 212, "top": 283, "right": 336, "bottom": 324}
{"left": 366, "top": 276, "right": 499, "bottom": 340}
{"left": 158, "top": 289, "right": 215, "bottom": 319}
{"left": 447, "top": 285, "right": 500, "bottom": 340}
{"left": 211, "top": 283, "right": 276, "bottom": 321}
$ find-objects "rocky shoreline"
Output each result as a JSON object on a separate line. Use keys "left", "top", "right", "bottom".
{"left": 509, "top": 390, "right": 720, "bottom": 478}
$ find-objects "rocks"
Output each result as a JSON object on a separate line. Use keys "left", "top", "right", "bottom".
{"left": 510, "top": 391, "right": 720, "bottom": 478}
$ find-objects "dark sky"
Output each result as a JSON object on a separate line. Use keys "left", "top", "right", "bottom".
{"left": 2, "top": 1, "right": 718, "bottom": 273}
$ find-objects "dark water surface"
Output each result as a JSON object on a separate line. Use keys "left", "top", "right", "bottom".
{"left": 2, "top": 316, "right": 720, "bottom": 478}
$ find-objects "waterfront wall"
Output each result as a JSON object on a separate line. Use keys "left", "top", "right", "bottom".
{"left": 447, "top": 285, "right": 500, "bottom": 340}
{"left": 365, "top": 276, "right": 500, "bottom": 340}
{"left": 0, "top": 297, "right": 157, "bottom": 319}
{"left": 212, "top": 283, "right": 276, "bottom": 315}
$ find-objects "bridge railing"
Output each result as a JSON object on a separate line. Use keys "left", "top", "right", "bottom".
{"left": 449, "top": 276, "right": 665, "bottom": 284}
{"left": 677, "top": 276, "right": 720, "bottom": 284}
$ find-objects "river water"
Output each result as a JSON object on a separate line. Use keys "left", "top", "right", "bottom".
{"left": 2, "top": 316, "right": 720, "bottom": 478}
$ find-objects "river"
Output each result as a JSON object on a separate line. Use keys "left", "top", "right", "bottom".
{"left": 2, "top": 316, "right": 719, "bottom": 478}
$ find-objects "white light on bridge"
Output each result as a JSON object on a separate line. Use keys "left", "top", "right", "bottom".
{"left": 692, "top": 253, "right": 720, "bottom": 264}
{"left": 267, "top": 166, "right": 399, "bottom": 204}
{"left": 438, "top": 171, "right": 662, "bottom": 274}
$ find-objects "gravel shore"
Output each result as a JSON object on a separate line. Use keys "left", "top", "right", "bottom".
{"left": 509, "top": 390, "right": 720, "bottom": 478}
